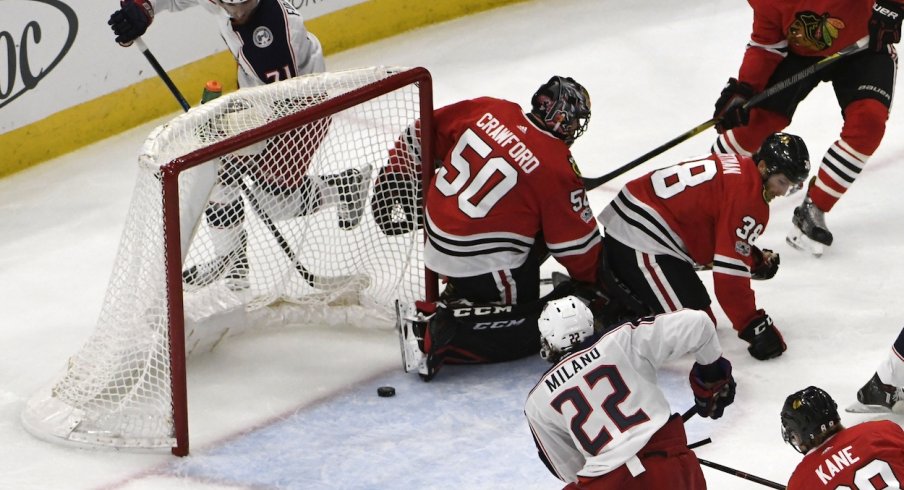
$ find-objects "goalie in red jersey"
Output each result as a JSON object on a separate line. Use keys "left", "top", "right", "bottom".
{"left": 598, "top": 133, "right": 810, "bottom": 361}
{"left": 781, "top": 386, "right": 904, "bottom": 490}
{"left": 385, "top": 76, "right": 609, "bottom": 381}
{"left": 711, "top": 0, "right": 904, "bottom": 256}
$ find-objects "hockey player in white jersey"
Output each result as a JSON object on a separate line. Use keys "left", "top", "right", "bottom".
{"left": 109, "top": 0, "right": 370, "bottom": 289}
{"left": 109, "top": 0, "right": 325, "bottom": 87}
{"left": 525, "top": 298, "right": 736, "bottom": 490}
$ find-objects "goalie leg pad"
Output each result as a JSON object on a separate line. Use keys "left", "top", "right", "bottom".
{"left": 396, "top": 301, "right": 427, "bottom": 375}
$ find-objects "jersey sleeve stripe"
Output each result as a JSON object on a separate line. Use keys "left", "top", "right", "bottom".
{"left": 608, "top": 191, "right": 693, "bottom": 262}
{"left": 747, "top": 39, "right": 788, "bottom": 57}
{"left": 547, "top": 229, "right": 602, "bottom": 257}
{"left": 712, "top": 255, "right": 750, "bottom": 278}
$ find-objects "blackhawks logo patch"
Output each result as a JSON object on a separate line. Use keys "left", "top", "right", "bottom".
{"left": 788, "top": 11, "right": 845, "bottom": 51}
{"left": 569, "top": 156, "right": 582, "bottom": 177}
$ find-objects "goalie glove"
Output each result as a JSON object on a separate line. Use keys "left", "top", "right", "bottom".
{"left": 713, "top": 78, "right": 755, "bottom": 133}
{"left": 750, "top": 247, "right": 780, "bottom": 280}
{"left": 108, "top": 0, "right": 154, "bottom": 46}
{"left": 869, "top": 0, "right": 904, "bottom": 52}
{"left": 689, "top": 357, "right": 736, "bottom": 419}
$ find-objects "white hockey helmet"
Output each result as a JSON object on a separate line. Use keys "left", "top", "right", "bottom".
{"left": 538, "top": 296, "right": 595, "bottom": 361}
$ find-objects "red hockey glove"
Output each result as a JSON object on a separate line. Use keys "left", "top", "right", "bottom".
{"left": 713, "top": 78, "right": 755, "bottom": 133}
{"left": 739, "top": 312, "right": 786, "bottom": 360}
{"left": 689, "top": 357, "right": 736, "bottom": 419}
{"left": 108, "top": 0, "right": 154, "bottom": 46}
{"left": 870, "top": 0, "right": 904, "bottom": 52}
{"left": 750, "top": 247, "right": 780, "bottom": 280}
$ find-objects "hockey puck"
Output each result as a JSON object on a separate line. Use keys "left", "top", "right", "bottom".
{"left": 377, "top": 386, "right": 396, "bottom": 397}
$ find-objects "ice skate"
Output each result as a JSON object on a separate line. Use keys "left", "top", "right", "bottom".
{"left": 182, "top": 230, "right": 249, "bottom": 291}
{"left": 786, "top": 195, "right": 832, "bottom": 257}
{"left": 846, "top": 373, "right": 904, "bottom": 413}
{"left": 330, "top": 164, "right": 372, "bottom": 230}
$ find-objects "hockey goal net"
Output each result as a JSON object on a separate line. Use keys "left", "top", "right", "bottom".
{"left": 23, "top": 66, "right": 436, "bottom": 455}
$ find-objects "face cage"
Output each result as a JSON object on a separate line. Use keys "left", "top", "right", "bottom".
{"left": 549, "top": 110, "right": 590, "bottom": 145}
{"left": 539, "top": 338, "right": 555, "bottom": 361}
{"left": 781, "top": 423, "right": 809, "bottom": 454}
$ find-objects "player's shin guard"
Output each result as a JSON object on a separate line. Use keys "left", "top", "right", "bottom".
{"left": 183, "top": 197, "right": 249, "bottom": 290}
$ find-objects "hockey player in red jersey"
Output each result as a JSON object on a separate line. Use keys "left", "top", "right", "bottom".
{"left": 525, "top": 299, "right": 736, "bottom": 490}
{"left": 599, "top": 133, "right": 810, "bottom": 361}
{"left": 711, "top": 0, "right": 904, "bottom": 256}
{"left": 781, "top": 386, "right": 904, "bottom": 490}
{"left": 109, "top": 0, "right": 369, "bottom": 289}
{"left": 394, "top": 76, "right": 605, "bottom": 381}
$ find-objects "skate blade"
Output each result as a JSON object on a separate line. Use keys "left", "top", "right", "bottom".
{"left": 786, "top": 228, "right": 825, "bottom": 257}
{"left": 845, "top": 399, "right": 904, "bottom": 414}
{"left": 845, "top": 402, "right": 893, "bottom": 414}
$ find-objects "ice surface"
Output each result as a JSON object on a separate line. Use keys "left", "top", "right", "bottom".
{"left": 2, "top": 0, "right": 903, "bottom": 488}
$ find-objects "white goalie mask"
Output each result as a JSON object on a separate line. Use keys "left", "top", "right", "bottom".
{"left": 538, "top": 296, "right": 595, "bottom": 362}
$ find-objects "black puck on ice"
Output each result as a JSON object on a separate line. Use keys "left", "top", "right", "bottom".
{"left": 377, "top": 386, "right": 396, "bottom": 397}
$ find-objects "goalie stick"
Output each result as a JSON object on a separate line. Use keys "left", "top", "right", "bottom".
{"left": 133, "top": 37, "right": 367, "bottom": 291}
{"left": 580, "top": 35, "right": 870, "bottom": 191}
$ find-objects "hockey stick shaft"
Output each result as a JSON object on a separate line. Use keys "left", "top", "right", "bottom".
{"left": 687, "top": 437, "right": 711, "bottom": 450}
{"left": 581, "top": 35, "right": 870, "bottom": 191}
{"left": 134, "top": 38, "right": 356, "bottom": 290}
{"left": 134, "top": 38, "right": 191, "bottom": 112}
{"left": 680, "top": 403, "right": 785, "bottom": 489}
{"left": 697, "top": 459, "right": 786, "bottom": 489}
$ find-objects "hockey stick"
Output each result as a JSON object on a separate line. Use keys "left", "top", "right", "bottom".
{"left": 134, "top": 38, "right": 190, "bottom": 112}
{"left": 697, "top": 458, "right": 786, "bottom": 489}
{"left": 580, "top": 35, "right": 870, "bottom": 191}
{"left": 680, "top": 403, "right": 786, "bottom": 488}
{"left": 687, "top": 437, "right": 712, "bottom": 450}
{"left": 133, "top": 37, "right": 366, "bottom": 291}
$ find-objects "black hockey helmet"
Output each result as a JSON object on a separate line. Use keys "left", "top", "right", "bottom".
{"left": 754, "top": 132, "right": 811, "bottom": 190}
{"left": 780, "top": 386, "right": 841, "bottom": 454}
{"left": 530, "top": 76, "right": 591, "bottom": 145}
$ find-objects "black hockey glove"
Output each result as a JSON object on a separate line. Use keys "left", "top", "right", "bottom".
{"left": 750, "top": 247, "right": 780, "bottom": 280}
{"left": 739, "top": 312, "right": 786, "bottom": 360}
{"left": 869, "top": 0, "right": 904, "bottom": 52}
{"left": 713, "top": 78, "right": 755, "bottom": 133}
{"left": 109, "top": 0, "right": 154, "bottom": 46}
{"left": 689, "top": 357, "right": 736, "bottom": 419}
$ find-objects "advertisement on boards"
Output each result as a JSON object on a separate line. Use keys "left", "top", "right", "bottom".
{"left": 0, "top": 0, "right": 365, "bottom": 134}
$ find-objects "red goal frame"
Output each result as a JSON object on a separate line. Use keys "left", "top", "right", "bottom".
{"left": 159, "top": 67, "right": 437, "bottom": 456}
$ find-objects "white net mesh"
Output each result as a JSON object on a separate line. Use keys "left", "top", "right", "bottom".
{"left": 23, "top": 67, "right": 430, "bottom": 451}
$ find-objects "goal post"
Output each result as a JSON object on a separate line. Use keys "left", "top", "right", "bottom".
{"left": 22, "top": 66, "right": 437, "bottom": 456}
